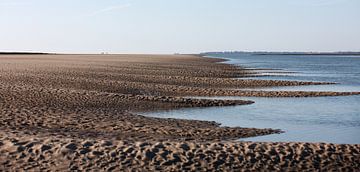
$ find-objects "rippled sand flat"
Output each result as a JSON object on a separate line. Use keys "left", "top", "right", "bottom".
{"left": 0, "top": 54, "right": 359, "bottom": 171}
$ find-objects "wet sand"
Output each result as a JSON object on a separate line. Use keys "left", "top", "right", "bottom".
{"left": 0, "top": 54, "right": 359, "bottom": 171}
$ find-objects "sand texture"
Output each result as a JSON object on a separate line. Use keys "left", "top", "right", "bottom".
{"left": 0, "top": 54, "right": 359, "bottom": 171}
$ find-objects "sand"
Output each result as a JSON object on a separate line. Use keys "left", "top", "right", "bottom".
{"left": 1, "top": 133, "right": 359, "bottom": 171}
{"left": 0, "top": 54, "right": 359, "bottom": 171}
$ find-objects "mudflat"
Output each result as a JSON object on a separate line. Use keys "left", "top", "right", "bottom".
{"left": 0, "top": 54, "right": 359, "bottom": 171}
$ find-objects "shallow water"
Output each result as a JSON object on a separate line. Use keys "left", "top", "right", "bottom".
{"left": 143, "top": 53, "right": 360, "bottom": 144}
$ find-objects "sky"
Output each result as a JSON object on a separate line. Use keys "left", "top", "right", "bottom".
{"left": 0, "top": 0, "right": 359, "bottom": 54}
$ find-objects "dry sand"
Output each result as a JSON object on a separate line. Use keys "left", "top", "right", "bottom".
{"left": 0, "top": 54, "right": 359, "bottom": 171}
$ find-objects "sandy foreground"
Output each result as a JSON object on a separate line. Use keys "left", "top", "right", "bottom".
{"left": 0, "top": 54, "right": 359, "bottom": 171}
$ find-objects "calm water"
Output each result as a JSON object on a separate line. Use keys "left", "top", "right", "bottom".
{"left": 143, "top": 53, "right": 360, "bottom": 144}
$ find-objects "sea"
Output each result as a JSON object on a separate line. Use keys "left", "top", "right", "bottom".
{"left": 142, "top": 53, "right": 360, "bottom": 144}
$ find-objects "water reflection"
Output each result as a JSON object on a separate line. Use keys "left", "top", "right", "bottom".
{"left": 143, "top": 54, "right": 360, "bottom": 144}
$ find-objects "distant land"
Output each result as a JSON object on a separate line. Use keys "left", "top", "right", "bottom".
{"left": 2, "top": 51, "right": 360, "bottom": 56}
{"left": 204, "top": 51, "right": 360, "bottom": 56}
{"left": 0, "top": 52, "right": 49, "bottom": 55}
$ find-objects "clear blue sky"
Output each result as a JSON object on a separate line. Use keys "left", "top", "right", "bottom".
{"left": 1, "top": 0, "right": 359, "bottom": 53}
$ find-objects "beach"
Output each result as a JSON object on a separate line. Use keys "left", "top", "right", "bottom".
{"left": 0, "top": 54, "right": 359, "bottom": 171}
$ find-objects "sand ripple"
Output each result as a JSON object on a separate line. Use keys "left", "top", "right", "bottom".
{"left": 0, "top": 54, "right": 359, "bottom": 170}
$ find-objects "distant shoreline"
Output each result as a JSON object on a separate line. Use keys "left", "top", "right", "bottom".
{"left": 0, "top": 52, "right": 50, "bottom": 55}
{"left": 204, "top": 52, "right": 360, "bottom": 56}
{"left": 3, "top": 52, "right": 360, "bottom": 56}
{"left": 255, "top": 52, "right": 360, "bottom": 56}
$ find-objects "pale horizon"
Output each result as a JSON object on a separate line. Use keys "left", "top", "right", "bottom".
{"left": 1, "top": 0, "right": 360, "bottom": 54}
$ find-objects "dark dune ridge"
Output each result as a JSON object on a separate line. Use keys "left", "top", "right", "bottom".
{"left": 0, "top": 54, "right": 359, "bottom": 171}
